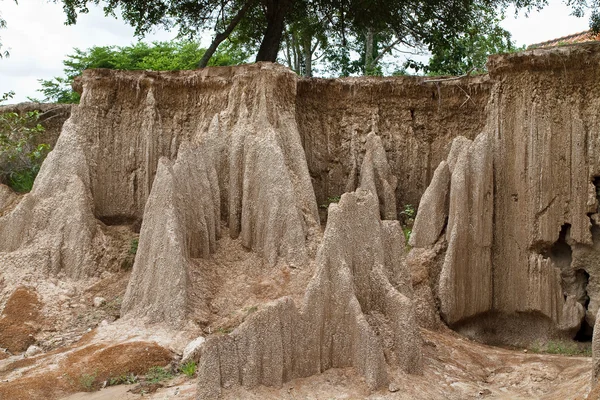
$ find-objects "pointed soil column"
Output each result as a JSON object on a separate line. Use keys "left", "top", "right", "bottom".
{"left": 196, "top": 189, "right": 422, "bottom": 398}
{"left": 121, "top": 64, "right": 320, "bottom": 326}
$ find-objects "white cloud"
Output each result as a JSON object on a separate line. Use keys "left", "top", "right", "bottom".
{"left": 501, "top": 1, "right": 590, "bottom": 46}
{"left": 0, "top": 0, "right": 177, "bottom": 102}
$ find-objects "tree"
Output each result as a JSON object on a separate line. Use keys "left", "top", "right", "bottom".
{"left": 570, "top": 0, "right": 600, "bottom": 32}
{"left": 351, "top": 28, "right": 401, "bottom": 76}
{"left": 55, "top": 0, "right": 600, "bottom": 69}
{"left": 58, "top": 0, "right": 283, "bottom": 63}
{"left": 280, "top": 2, "right": 329, "bottom": 77}
{"left": 38, "top": 40, "right": 248, "bottom": 103}
{"left": 197, "top": 0, "right": 257, "bottom": 67}
{"left": 321, "top": 28, "right": 389, "bottom": 76}
{"left": 0, "top": 92, "right": 50, "bottom": 192}
{"left": 409, "top": 5, "right": 523, "bottom": 76}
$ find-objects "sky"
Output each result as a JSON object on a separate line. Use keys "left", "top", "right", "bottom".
{"left": 0, "top": 0, "right": 592, "bottom": 103}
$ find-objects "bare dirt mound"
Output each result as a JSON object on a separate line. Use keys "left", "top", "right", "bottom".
{"left": 54, "top": 328, "right": 591, "bottom": 400}
{"left": 221, "top": 328, "right": 591, "bottom": 400}
{"left": 0, "top": 287, "right": 43, "bottom": 354}
{"left": 0, "top": 340, "right": 173, "bottom": 400}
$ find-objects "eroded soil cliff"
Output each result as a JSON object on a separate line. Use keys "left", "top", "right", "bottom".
{"left": 0, "top": 44, "right": 598, "bottom": 400}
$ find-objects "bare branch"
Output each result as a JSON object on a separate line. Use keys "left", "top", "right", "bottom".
{"left": 422, "top": 68, "right": 475, "bottom": 83}
{"left": 372, "top": 38, "right": 402, "bottom": 65}
{"left": 198, "top": 0, "right": 257, "bottom": 68}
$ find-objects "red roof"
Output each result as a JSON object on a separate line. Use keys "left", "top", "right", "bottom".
{"left": 529, "top": 30, "right": 600, "bottom": 48}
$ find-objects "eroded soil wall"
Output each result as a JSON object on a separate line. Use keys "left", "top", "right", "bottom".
{"left": 410, "top": 42, "right": 600, "bottom": 346}
{"left": 7, "top": 73, "right": 491, "bottom": 217}
{"left": 297, "top": 76, "right": 490, "bottom": 209}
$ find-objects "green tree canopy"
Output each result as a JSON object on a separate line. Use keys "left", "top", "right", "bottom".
{"left": 58, "top": 0, "right": 599, "bottom": 68}
{"left": 408, "top": 5, "right": 523, "bottom": 76}
{"left": 38, "top": 40, "right": 248, "bottom": 103}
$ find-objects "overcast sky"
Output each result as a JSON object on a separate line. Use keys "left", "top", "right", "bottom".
{"left": 0, "top": 0, "right": 591, "bottom": 103}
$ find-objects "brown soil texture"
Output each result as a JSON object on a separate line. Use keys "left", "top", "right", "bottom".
{"left": 408, "top": 42, "right": 600, "bottom": 350}
{"left": 0, "top": 287, "right": 43, "bottom": 353}
{"left": 221, "top": 329, "right": 591, "bottom": 400}
{"left": 0, "top": 341, "right": 173, "bottom": 400}
{"left": 57, "top": 328, "right": 592, "bottom": 400}
{"left": 297, "top": 75, "right": 491, "bottom": 210}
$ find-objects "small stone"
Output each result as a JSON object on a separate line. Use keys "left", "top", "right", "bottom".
{"left": 523, "top": 349, "right": 528, "bottom": 353}
{"left": 181, "top": 336, "right": 206, "bottom": 364}
{"left": 130, "top": 382, "right": 163, "bottom": 394}
{"left": 24, "top": 345, "right": 42, "bottom": 358}
{"left": 93, "top": 297, "right": 106, "bottom": 307}
{"left": 100, "top": 319, "right": 109, "bottom": 326}
{"left": 388, "top": 382, "right": 400, "bottom": 392}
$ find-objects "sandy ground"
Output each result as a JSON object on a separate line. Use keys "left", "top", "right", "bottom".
{"left": 55, "top": 328, "right": 591, "bottom": 400}
{"left": 0, "top": 225, "right": 592, "bottom": 400}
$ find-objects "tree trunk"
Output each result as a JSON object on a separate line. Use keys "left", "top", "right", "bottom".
{"left": 255, "top": 0, "right": 293, "bottom": 62}
{"left": 293, "top": 33, "right": 302, "bottom": 73}
{"left": 302, "top": 35, "right": 312, "bottom": 77}
{"left": 364, "top": 28, "right": 375, "bottom": 75}
{"left": 197, "top": 0, "right": 256, "bottom": 68}
{"left": 289, "top": 30, "right": 300, "bottom": 73}
{"left": 283, "top": 32, "right": 294, "bottom": 71}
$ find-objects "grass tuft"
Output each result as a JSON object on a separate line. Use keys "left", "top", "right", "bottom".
{"left": 530, "top": 340, "right": 591, "bottom": 357}
{"left": 180, "top": 361, "right": 196, "bottom": 378}
{"left": 145, "top": 366, "right": 173, "bottom": 383}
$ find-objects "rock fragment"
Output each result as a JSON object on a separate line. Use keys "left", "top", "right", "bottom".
{"left": 93, "top": 297, "right": 106, "bottom": 308}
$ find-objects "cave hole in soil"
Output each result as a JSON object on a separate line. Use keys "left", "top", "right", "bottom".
{"left": 575, "top": 272, "right": 593, "bottom": 342}
{"left": 576, "top": 213, "right": 600, "bottom": 342}
{"left": 541, "top": 223, "right": 572, "bottom": 269}
{"left": 539, "top": 223, "right": 593, "bottom": 342}
{"left": 98, "top": 215, "right": 142, "bottom": 233}
{"left": 594, "top": 176, "right": 600, "bottom": 210}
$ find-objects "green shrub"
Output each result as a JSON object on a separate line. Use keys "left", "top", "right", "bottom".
{"left": 108, "top": 372, "right": 138, "bottom": 386}
{"left": 180, "top": 361, "right": 196, "bottom": 378}
{"left": 319, "top": 196, "right": 341, "bottom": 209}
{"left": 145, "top": 366, "right": 172, "bottom": 383}
{"left": 79, "top": 372, "right": 97, "bottom": 391}
{"left": 6, "top": 167, "right": 40, "bottom": 193}
{"left": 400, "top": 204, "right": 416, "bottom": 221}
{"left": 403, "top": 227, "right": 412, "bottom": 243}
{"left": 129, "top": 238, "right": 139, "bottom": 255}
{"left": 400, "top": 204, "right": 416, "bottom": 244}
{"left": 0, "top": 105, "right": 50, "bottom": 193}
